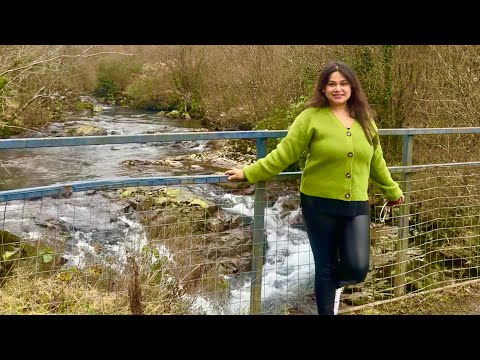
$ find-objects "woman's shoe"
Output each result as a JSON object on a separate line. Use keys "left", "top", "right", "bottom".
{"left": 334, "top": 287, "right": 344, "bottom": 315}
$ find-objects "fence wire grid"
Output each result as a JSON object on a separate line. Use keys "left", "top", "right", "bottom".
{"left": 1, "top": 165, "right": 479, "bottom": 315}
{"left": 1, "top": 128, "right": 480, "bottom": 315}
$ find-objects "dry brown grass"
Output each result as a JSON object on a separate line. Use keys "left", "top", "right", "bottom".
{"left": 0, "top": 242, "right": 193, "bottom": 315}
{"left": 288, "top": 280, "right": 480, "bottom": 315}
{"left": 3, "top": 245, "right": 480, "bottom": 315}
{"left": 343, "top": 280, "right": 480, "bottom": 315}
{"left": 0, "top": 265, "right": 129, "bottom": 314}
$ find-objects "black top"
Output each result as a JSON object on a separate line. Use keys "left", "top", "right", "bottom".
{"left": 300, "top": 192, "right": 369, "bottom": 216}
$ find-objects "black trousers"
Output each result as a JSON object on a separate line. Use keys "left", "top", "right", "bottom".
{"left": 300, "top": 194, "right": 370, "bottom": 315}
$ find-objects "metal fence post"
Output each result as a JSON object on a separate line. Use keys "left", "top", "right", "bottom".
{"left": 394, "top": 134, "right": 413, "bottom": 297}
{"left": 250, "top": 138, "right": 267, "bottom": 314}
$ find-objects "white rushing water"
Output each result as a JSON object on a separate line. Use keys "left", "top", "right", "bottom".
{"left": 219, "top": 193, "right": 315, "bottom": 314}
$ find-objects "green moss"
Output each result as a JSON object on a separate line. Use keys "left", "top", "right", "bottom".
{"left": 0, "top": 124, "right": 21, "bottom": 138}
{"left": 0, "top": 76, "right": 8, "bottom": 92}
{"left": 73, "top": 101, "right": 94, "bottom": 112}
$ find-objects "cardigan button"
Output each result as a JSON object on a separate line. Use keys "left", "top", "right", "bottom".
{"left": 347, "top": 152, "right": 353, "bottom": 157}
{"left": 346, "top": 131, "right": 352, "bottom": 136}
{"left": 346, "top": 173, "right": 351, "bottom": 178}
{"left": 345, "top": 194, "right": 350, "bottom": 199}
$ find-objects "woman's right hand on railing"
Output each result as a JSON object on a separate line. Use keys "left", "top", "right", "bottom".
{"left": 225, "top": 168, "right": 245, "bottom": 181}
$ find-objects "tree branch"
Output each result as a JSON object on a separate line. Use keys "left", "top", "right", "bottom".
{"left": 0, "top": 124, "right": 47, "bottom": 136}
{"left": 0, "top": 48, "right": 135, "bottom": 77}
{"left": 10, "top": 85, "right": 47, "bottom": 120}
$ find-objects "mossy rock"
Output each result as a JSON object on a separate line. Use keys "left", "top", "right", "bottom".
{"left": 0, "top": 230, "right": 29, "bottom": 282}
{"left": 73, "top": 101, "right": 94, "bottom": 112}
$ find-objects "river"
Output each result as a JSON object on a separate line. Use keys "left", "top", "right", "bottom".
{"left": 0, "top": 105, "right": 208, "bottom": 191}
{"left": 0, "top": 103, "right": 315, "bottom": 315}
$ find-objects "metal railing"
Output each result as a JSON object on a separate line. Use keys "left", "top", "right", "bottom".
{"left": 1, "top": 128, "right": 479, "bottom": 314}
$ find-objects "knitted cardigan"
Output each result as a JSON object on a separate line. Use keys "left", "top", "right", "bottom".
{"left": 243, "top": 107, "right": 403, "bottom": 202}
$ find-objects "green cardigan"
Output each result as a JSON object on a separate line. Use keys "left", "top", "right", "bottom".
{"left": 243, "top": 107, "right": 403, "bottom": 202}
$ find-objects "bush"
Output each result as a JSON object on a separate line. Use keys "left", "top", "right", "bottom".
{"left": 125, "top": 76, "right": 180, "bottom": 111}
{"left": 94, "top": 56, "right": 142, "bottom": 103}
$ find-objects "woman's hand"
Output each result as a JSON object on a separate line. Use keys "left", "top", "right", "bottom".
{"left": 386, "top": 195, "right": 404, "bottom": 206}
{"left": 224, "top": 168, "right": 245, "bottom": 181}
{"left": 380, "top": 195, "right": 404, "bottom": 222}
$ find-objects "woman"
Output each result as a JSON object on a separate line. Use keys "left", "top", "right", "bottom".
{"left": 225, "top": 61, "right": 404, "bottom": 315}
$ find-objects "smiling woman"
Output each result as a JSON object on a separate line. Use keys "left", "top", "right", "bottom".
{"left": 225, "top": 60, "right": 404, "bottom": 315}
{"left": 325, "top": 76, "right": 354, "bottom": 128}
{"left": 324, "top": 72, "right": 352, "bottom": 117}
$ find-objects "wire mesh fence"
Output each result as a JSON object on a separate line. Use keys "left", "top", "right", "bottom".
{"left": 363, "top": 165, "right": 480, "bottom": 311}
{"left": 1, "top": 129, "right": 480, "bottom": 314}
{"left": 1, "top": 164, "right": 479, "bottom": 314}
{"left": 0, "top": 177, "right": 305, "bottom": 314}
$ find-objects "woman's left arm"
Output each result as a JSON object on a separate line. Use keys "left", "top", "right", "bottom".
{"left": 370, "top": 138, "right": 404, "bottom": 202}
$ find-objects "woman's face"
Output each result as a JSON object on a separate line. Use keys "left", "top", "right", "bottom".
{"left": 323, "top": 71, "right": 352, "bottom": 107}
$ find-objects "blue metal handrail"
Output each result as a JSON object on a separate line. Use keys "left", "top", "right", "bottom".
{"left": 1, "top": 127, "right": 480, "bottom": 149}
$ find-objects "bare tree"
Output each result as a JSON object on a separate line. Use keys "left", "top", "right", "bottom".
{"left": 0, "top": 45, "right": 134, "bottom": 132}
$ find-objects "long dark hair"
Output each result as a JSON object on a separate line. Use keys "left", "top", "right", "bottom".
{"left": 305, "top": 61, "right": 378, "bottom": 146}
